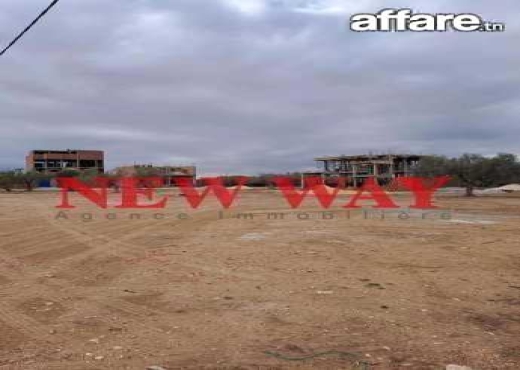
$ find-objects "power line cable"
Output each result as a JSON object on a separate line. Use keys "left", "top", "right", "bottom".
{"left": 0, "top": 0, "right": 60, "bottom": 57}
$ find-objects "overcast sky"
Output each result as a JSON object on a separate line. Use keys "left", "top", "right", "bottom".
{"left": 0, "top": 0, "right": 518, "bottom": 175}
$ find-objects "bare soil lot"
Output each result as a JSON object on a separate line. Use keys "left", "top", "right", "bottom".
{"left": 0, "top": 190, "right": 519, "bottom": 369}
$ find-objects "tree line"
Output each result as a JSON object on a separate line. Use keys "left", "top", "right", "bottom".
{"left": 413, "top": 153, "right": 520, "bottom": 196}
{"left": 1, "top": 153, "right": 519, "bottom": 196}
{"left": 0, "top": 169, "right": 106, "bottom": 192}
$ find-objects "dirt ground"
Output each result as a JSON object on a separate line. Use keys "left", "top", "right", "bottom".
{"left": 0, "top": 189, "right": 519, "bottom": 369}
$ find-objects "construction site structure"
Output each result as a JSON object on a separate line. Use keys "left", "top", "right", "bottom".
{"left": 112, "top": 164, "right": 196, "bottom": 186}
{"left": 25, "top": 150, "right": 104, "bottom": 174}
{"left": 306, "top": 154, "right": 423, "bottom": 188}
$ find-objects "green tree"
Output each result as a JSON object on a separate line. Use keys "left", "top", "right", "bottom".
{"left": 414, "top": 153, "right": 520, "bottom": 197}
{"left": 450, "top": 154, "right": 491, "bottom": 196}
{"left": 78, "top": 168, "right": 102, "bottom": 185}
{"left": 0, "top": 172, "right": 18, "bottom": 192}
{"left": 488, "top": 153, "right": 520, "bottom": 186}
{"left": 20, "top": 171, "right": 52, "bottom": 192}
{"left": 413, "top": 155, "right": 452, "bottom": 178}
{"left": 56, "top": 169, "right": 81, "bottom": 178}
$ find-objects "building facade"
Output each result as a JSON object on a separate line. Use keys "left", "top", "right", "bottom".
{"left": 25, "top": 150, "right": 105, "bottom": 174}
{"left": 112, "top": 164, "right": 196, "bottom": 186}
{"left": 307, "top": 154, "right": 423, "bottom": 188}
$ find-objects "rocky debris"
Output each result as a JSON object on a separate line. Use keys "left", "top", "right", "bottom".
{"left": 446, "top": 365, "right": 473, "bottom": 370}
{"left": 147, "top": 366, "right": 167, "bottom": 370}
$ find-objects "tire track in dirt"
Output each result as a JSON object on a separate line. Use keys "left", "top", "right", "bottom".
{"left": 0, "top": 254, "right": 34, "bottom": 281}
{"left": 0, "top": 302, "right": 67, "bottom": 343}
{"left": 0, "top": 198, "right": 268, "bottom": 347}
{"left": 34, "top": 202, "right": 265, "bottom": 283}
{"left": 0, "top": 214, "right": 260, "bottom": 344}
{"left": 0, "top": 273, "right": 175, "bottom": 348}
{"left": 0, "top": 207, "right": 177, "bottom": 344}
{"left": 100, "top": 299, "right": 175, "bottom": 335}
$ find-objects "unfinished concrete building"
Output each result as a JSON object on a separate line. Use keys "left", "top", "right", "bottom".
{"left": 25, "top": 150, "right": 105, "bottom": 174}
{"left": 112, "top": 164, "right": 196, "bottom": 186}
{"left": 309, "top": 154, "right": 423, "bottom": 188}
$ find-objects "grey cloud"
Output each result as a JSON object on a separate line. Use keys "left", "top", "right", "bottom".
{"left": 0, "top": 0, "right": 518, "bottom": 174}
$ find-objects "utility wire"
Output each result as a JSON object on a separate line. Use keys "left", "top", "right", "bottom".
{"left": 0, "top": 0, "right": 60, "bottom": 57}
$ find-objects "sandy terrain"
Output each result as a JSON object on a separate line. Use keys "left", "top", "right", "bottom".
{"left": 0, "top": 189, "right": 519, "bottom": 369}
